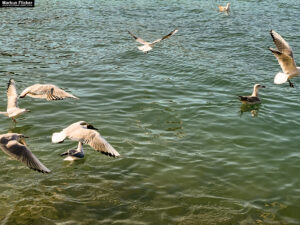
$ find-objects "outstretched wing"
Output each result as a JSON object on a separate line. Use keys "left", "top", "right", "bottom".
{"left": 20, "top": 84, "right": 78, "bottom": 101}
{"left": 270, "top": 30, "right": 293, "bottom": 58}
{"left": 128, "top": 31, "right": 149, "bottom": 45}
{"left": 67, "top": 128, "right": 120, "bottom": 157}
{"left": 151, "top": 29, "right": 178, "bottom": 45}
{"left": 269, "top": 47, "right": 297, "bottom": 75}
{"left": 3, "top": 140, "right": 51, "bottom": 173}
{"left": 7, "top": 79, "right": 18, "bottom": 109}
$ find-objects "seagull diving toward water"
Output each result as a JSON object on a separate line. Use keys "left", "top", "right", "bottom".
{"left": 128, "top": 28, "right": 178, "bottom": 53}
{"left": 60, "top": 142, "right": 84, "bottom": 161}
{"left": 0, "top": 133, "right": 51, "bottom": 173}
{"left": 218, "top": 3, "right": 230, "bottom": 12}
{"left": 52, "top": 121, "right": 120, "bottom": 158}
{"left": 19, "top": 84, "right": 79, "bottom": 101}
{"left": 269, "top": 30, "right": 300, "bottom": 87}
{"left": 239, "top": 84, "right": 265, "bottom": 104}
{"left": 0, "top": 79, "right": 30, "bottom": 123}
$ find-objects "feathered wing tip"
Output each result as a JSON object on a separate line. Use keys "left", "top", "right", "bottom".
{"left": 274, "top": 72, "right": 288, "bottom": 84}
{"left": 52, "top": 131, "right": 66, "bottom": 143}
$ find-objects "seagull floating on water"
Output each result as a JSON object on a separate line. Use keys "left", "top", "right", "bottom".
{"left": 19, "top": 84, "right": 79, "bottom": 101}
{"left": 60, "top": 142, "right": 84, "bottom": 161}
{"left": 239, "top": 84, "right": 265, "bottom": 104}
{"left": 52, "top": 121, "right": 120, "bottom": 157}
{"left": 269, "top": 30, "right": 300, "bottom": 88}
{"left": 0, "top": 133, "right": 51, "bottom": 173}
{"left": 0, "top": 79, "right": 30, "bottom": 123}
{"left": 128, "top": 29, "right": 178, "bottom": 53}
{"left": 218, "top": 3, "right": 230, "bottom": 12}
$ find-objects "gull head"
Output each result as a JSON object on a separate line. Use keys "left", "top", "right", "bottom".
{"left": 254, "top": 84, "right": 266, "bottom": 89}
{"left": 80, "top": 121, "right": 98, "bottom": 130}
{"left": 0, "top": 133, "right": 28, "bottom": 145}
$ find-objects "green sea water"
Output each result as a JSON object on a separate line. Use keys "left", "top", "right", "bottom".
{"left": 0, "top": 0, "right": 300, "bottom": 224}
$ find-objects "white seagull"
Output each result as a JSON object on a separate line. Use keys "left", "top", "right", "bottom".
{"left": 128, "top": 29, "right": 178, "bottom": 53}
{"left": 60, "top": 142, "right": 85, "bottom": 161}
{"left": 0, "top": 133, "right": 51, "bottom": 173}
{"left": 19, "top": 84, "right": 79, "bottom": 101}
{"left": 0, "top": 79, "right": 30, "bottom": 123}
{"left": 52, "top": 121, "right": 120, "bottom": 157}
{"left": 269, "top": 30, "right": 300, "bottom": 87}
{"left": 218, "top": 3, "right": 230, "bottom": 12}
{"left": 239, "top": 84, "right": 266, "bottom": 104}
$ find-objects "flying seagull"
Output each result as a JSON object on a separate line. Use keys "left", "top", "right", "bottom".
{"left": 0, "top": 79, "right": 30, "bottom": 123}
{"left": 0, "top": 133, "right": 51, "bottom": 173}
{"left": 218, "top": 3, "right": 230, "bottom": 12}
{"left": 128, "top": 28, "right": 178, "bottom": 53}
{"left": 269, "top": 30, "right": 300, "bottom": 87}
{"left": 19, "top": 84, "right": 79, "bottom": 101}
{"left": 52, "top": 121, "right": 120, "bottom": 157}
{"left": 60, "top": 142, "right": 85, "bottom": 161}
{"left": 239, "top": 84, "right": 265, "bottom": 104}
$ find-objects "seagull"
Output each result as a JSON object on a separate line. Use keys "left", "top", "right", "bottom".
{"left": 60, "top": 142, "right": 84, "bottom": 161}
{"left": 128, "top": 29, "right": 178, "bottom": 53}
{"left": 218, "top": 3, "right": 230, "bottom": 12}
{"left": 239, "top": 84, "right": 266, "bottom": 104}
{"left": 0, "top": 79, "right": 30, "bottom": 123}
{"left": 19, "top": 84, "right": 79, "bottom": 101}
{"left": 52, "top": 121, "right": 120, "bottom": 157}
{"left": 0, "top": 133, "right": 51, "bottom": 173}
{"left": 269, "top": 30, "right": 300, "bottom": 87}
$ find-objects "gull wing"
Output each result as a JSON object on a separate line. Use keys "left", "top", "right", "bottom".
{"left": 270, "top": 30, "right": 293, "bottom": 58}
{"left": 269, "top": 47, "right": 297, "bottom": 75}
{"left": 67, "top": 128, "right": 120, "bottom": 157}
{"left": 128, "top": 31, "right": 149, "bottom": 45}
{"left": 2, "top": 140, "right": 51, "bottom": 173}
{"left": 151, "top": 29, "right": 178, "bottom": 45}
{"left": 7, "top": 79, "right": 18, "bottom": 110}
{"left": 20, "top": 84, "right": 78, "bottom": 101}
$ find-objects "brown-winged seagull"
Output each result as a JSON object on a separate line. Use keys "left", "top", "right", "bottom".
{"left": 218, "top": 3, "right": 230, "bottom": 12}
{"left": 269, "top": 30, "right": 300, "bottom": 87}
{"left": 239, "top": 84, "right": 265, "bottom": 104}
{"left": 0, "top": 79, "right": 30, "bottom": 123}
{"left": 128, "top": 29, "right": 178, "bottom": 53}
{"left": 52, "top": 121, "right": 120, "bottom": 157}
{"left": 0, "top": 133, "right": 51, "bottom": 173}
{"left": 19, "top": 84, "right": 79, "bottom": 101}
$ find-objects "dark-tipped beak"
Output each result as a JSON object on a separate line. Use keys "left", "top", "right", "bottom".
{"left": 262, "top": 85, "right": 266, "bottom": 88}
{"left": 23, "top": 136, "right": 29, "bottom": 138}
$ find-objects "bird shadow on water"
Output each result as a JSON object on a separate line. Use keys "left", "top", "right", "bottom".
{"left": 239, "top": 104, "right": 261, "bottom": 118}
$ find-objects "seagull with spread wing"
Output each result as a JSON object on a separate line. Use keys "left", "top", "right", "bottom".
{"left": 19, "top": 84, "right": 79, "bottom": 101}
{"left": 0, "top": 133, "right": 51, "bottom": 173}
{"left": 52, "top": 121, "right": 120, "bottom": 158}
{"left": 128, "top": 28, "right": 178, "bottom": 53}
{"left": 269, "top": 30, "right": 300, "bottom": 87}
{"left": 218, "top": 3, "right": 230, "bottom": 12}
{"left": 0, "top": 79, "right": 30, "bottom": 123}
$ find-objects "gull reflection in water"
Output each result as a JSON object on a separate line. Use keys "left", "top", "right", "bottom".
{"left": 240, "top": 104, "right": 260, "bottom": 117}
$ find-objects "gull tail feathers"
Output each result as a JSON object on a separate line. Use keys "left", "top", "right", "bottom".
{"left": 52, "top": 132, "right": 66, "bottom": 143}
{"left": 274, "top": 72, "right": 288, "bottom": 84}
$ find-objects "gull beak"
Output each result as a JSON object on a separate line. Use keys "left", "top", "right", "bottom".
{"left": 261, "top": 85, "right": 266, "bottom": 88}
{"left": 19, "top": 137, "right": 28, "bottom": 146}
